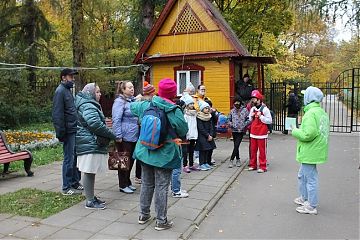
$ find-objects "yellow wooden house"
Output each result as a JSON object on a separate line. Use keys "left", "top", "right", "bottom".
{"left": 134, "top": 0, "right": 275, "bottom": 114}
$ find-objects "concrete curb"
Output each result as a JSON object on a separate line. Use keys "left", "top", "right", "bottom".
{"left": 179, "top": 161, "right": 247, "bottom": 240}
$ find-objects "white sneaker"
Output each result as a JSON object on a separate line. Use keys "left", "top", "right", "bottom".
{"left": 296, "top": 203, "right": 318, "bottom": 215}
{"left": 172, "top": 190, "right": 189, "bottom": 198}
{"left": 294, "top": 197, "right": 306, "bottom": 206}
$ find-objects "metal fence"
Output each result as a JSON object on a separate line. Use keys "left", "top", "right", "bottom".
{"left": 264, "top": 68, "right": 360, "bottom": 133}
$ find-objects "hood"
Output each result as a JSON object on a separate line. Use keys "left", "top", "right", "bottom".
{"left": 303, "top": 86, "right": 324, "bottom": 106}
{"left": 75, "top": 91, "right": 100, "bottom": 109}
{"left": 152, "top": 96, "right": 178, "bottom": 113}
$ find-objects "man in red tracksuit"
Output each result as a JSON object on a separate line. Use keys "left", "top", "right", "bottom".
{"left": 248, "top": 90, "right": 272, "bottom": 173}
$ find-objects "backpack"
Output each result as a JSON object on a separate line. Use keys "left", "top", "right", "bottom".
{"left": 216, "top": 113, "right": 229, "bottom": 133}
{"left": 259, "top": 105, "right": 274, "bottom": 132}
{"left": 139, "top": 103, "right": 176, "bottom": 150}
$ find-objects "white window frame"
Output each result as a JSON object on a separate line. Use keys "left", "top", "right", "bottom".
{"left": 176, "top": 70, "right": 201, "bottom": 96}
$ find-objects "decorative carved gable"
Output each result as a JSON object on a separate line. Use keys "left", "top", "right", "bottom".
{"left": 170, "top": 3, "right": 206, "bottom": 34}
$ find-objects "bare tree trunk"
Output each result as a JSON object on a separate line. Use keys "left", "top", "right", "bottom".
{"left": 71, "top": 0, "right": 86, "bottom": 92}
{"left": 135, "top": 0, "right": 156, "bottom": 95}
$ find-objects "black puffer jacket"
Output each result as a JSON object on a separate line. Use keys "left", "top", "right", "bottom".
{"left": 195, "top": 115, "right": 216, "bottom": 151}
{"left": 52, "top": 83, "right": 77, "bottom": 140}
{"left": 236, "top": 80, "right": 255, "bottom": 101}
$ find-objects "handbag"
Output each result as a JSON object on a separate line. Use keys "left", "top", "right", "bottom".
{"left": 108, "top": 149, "right": 130, "bottom": 171}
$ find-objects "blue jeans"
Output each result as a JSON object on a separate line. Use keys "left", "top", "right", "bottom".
{"left": 140, "top": 163, "right": 172, "bottom": 224}
{"left": 171, "top": 167, "right": 181, "bottom": 193}
{"left": 62, "top": 133, "right": 81, "bottom": 190}
{"left": 298, "top": 163, "right": 318, "bottom": 208}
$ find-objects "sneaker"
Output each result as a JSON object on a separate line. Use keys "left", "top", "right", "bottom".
{"left": 209, "top": 162, "right": 216, "bottom": 167}
{"left": 85, "top": 200, "right": 106, "bottom": 210}
{"left": 294, "top": 197, "right": 306, "bottom": 206}
{"left": 204, "top": 163, "right": 213, "bottom": 169}
{"left": 155, "top": 220, "right": 174, "bottom": 231}
{"left": 296, "top": 203, "right": 318, "bottom": 215}
{"left": 138, "top": 215, "right": 152, "bottom": 224}
{"left": 199, "top": 164, "right": 209, "bottom": 171}
{"left": 128, "top": 185, "right": 136, "bottom": 191}
{"left": 235, "top": 159, "right": 241, "bottom": 167}
{"left": 172, "top": 190, "right": 189, "bottom": 198}
{"left": 62, "top": 188, "right": 81, "bottom": 196}
{"left": 189, "top": 165, "right": 201, "bottom": 171}
{"left": 183, "top": 166, "right": 191, "bottom": 173}
{"left": 247, "top": 167, "right": 256, "bottom": 171}
{"left": 134, "top": 177, "right": 142, "bottom": 184}
{"left": 94, "top": 196, "right": 106, "bottom": 204}
{"left": 120, "top": 187, "right": 134, "bottom": 194}
{"left": 72, "top": 183, "right": 84, "bottom": 190}
{"left": 257, "top": 169, "right": 266, "bottom": 173}
{"left": 228, "top": 160, "right": 234, "bottom": 168}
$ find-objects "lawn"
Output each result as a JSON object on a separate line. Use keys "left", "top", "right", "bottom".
{"left": 0, "top": 188, "right": 85, "bottom": 219}
{"left": 1, "top": 122, "right": 63, "bottom": 174}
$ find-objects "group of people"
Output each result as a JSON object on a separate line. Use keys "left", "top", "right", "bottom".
{"left": 52, "top": 68, "right": 329, "bottom": 233}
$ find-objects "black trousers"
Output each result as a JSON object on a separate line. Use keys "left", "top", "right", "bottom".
{"left": 231, "top": 132, "right": 244, "bottom": 160}
{"left": 199, "top": 150, "right": 211, "bottom": 165}
{"left": 183, "top": 140, "right": 196, "bottom": 167}
{"left": 116, "top": 141, "right": 136, "bottom": 189}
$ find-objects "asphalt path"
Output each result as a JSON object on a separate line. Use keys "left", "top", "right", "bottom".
{"left": 191, "top": 133, "right": 359, "bottom": 239}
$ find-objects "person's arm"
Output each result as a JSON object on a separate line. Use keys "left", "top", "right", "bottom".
{"left": 168, "top": 107, "right": 189, "bottom": 138}
{"left": 52, "top": 90, "right": 66, "bottom": 141}
{"left": 292, "top": 113, "right": 318, "bottom": 142}
{"left": 241, "top": 108, "right": 251, "bottom": 129}
{"left": 260, "top": 107, "right": 273, "bottom": 125}
{"left": 112, "top": 98, "right": 125, "bottom": 140}
{"left": 81, "top": 105, "right": 116, "bottom": 139}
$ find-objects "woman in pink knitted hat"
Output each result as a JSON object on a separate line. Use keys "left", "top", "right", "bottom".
{"left": 130, "top": 78, "right": 188, "bottom": 231}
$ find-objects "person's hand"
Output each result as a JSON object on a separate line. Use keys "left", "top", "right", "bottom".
{"left": 116, "top": 138, "right": 123, "bottom": 143}
{"left": 250, "top": 112, "right": 255, "bottom": 117}
{"left": 256, "top": 111, "right": 261, "bottom": 117}
{"left": 135, "top": 94, "right": 143, "bottom": 101}
{"left": 207, "top": 135, "right": 213, "bottom": 141}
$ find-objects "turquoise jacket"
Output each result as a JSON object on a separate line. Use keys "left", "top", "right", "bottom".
{"left": 130, "top": 96, "right": 188, "bottom": 169}
{"left": 292, "top": 102, "right": 329, "bottom": 164}
{"left": 75, "top": 92, "right": 116, "bottom": 155}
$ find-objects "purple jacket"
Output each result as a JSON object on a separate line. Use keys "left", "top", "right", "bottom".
{"left": 112, "top": 95, "right": 139, "bottom": 142}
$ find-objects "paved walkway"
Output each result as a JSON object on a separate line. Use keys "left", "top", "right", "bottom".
{"left": 191, "top": 133, "right": 360, "bottom": 239}
{"left": 0, "top": 139, "right": 247, "bottom": 239}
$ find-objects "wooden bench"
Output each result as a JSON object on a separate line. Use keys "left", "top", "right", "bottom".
{"left": 0, "top": 131, "right": 34, "bottom": 177}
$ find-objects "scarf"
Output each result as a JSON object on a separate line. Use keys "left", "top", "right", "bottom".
{"left": 185, "top": 109, "right": 197, "bottom": 117}
{"left": 197, "top": 111, "right": 212, "bottom": 121}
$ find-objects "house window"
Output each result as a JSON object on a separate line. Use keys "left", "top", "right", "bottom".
{"left": 176, "top": 70, "right": 201, "bottom": 95}
{"left": 174, "top": 63, "right": 205, "bottom": 96}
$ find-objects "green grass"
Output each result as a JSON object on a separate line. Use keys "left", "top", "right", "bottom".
{"left": 0, "top": 188, "right": 85, "bottom": 219}
{"left": 13, "top": 122, "right": 54, "bottom": 131}
{"left": 0, "top": 145, "right": 63, "bottom": 173}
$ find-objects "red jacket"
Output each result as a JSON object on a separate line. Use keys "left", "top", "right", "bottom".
{"left": 249, "top": 104, "right": 272, "bottom": 139}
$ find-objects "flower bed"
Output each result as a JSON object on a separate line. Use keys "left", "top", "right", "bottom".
{"left": 3, "top": 130, "right": 59, "bottom": 151}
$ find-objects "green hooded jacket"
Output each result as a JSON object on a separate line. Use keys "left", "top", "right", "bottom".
{"left": 75, "top": 92, "right": 116, "bottom": 156}
{"left": 130, "top": 96, "right": 188, "bottom": 169}
{"left": 292, "top": 102, "right": 330, "bottom": 164}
